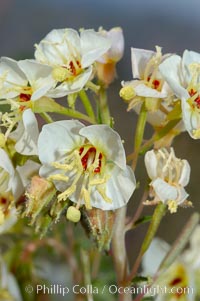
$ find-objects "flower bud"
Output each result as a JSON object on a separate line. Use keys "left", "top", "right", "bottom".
{"left": 81, "top": 208, "right": 116, "bottom": 251}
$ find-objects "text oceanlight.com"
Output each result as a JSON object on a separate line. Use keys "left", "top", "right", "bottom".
{"left": 25, "top": 284, "right": 194, "bottom": 296}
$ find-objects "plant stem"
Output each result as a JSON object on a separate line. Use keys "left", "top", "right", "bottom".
{"left": 127, "top": 203, "right": 166, "bottom": 282}
{"left": 99, "top": 86, "right": 111, "bottom": 125}
{"left": 39, "top": 112, "right": 53, "bottom": 123}
{"left": 132, "top": 102, "right": 147, "bottom": 170}
{"left": 112, "top": 207, "right": 132, "bottom": 301}
{"left": 79, "top": 90, "right": 96, "bottom": 120}
{"left": 81, "top": 249, "right": 94, "bottom": 301}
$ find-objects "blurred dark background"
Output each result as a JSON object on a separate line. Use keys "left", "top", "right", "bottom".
{"left": 0, "top": 0, "right": 200, "bottom": 278}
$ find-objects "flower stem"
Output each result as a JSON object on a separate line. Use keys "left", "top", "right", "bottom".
{"left": 112, "top": 207, "right": 132, "bottom": 301}
{"left": 40, "top": 112, "right": 53, "bottom": 123}
{"left": 99, "top": 86, "right": 111, "bottom": 125}
{"left": 81, "top": 249, "right": 94, "bottom": 301}
{"left": 127, "top": 203, "right": 166, "bottom": 282}
{"left": 79, "top": 90, "right": 96, "bottom": 120}
{"left": 132, "top": 102, "right": 147, "bottom": 170}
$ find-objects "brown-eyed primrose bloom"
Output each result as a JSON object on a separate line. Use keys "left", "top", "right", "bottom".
{"left": 159, "top": 49, "right": 200, "bottom": 139}
{"left": 144, "top": 148, "right": 191, "bottom": 213}
{"left": 0, "top": 57, "right": 53, "bottom": 151}
{"left": 120, "top": 46, "right": 173, "bottom": 113}
{"left": 38, "top": 120, "right": 136, "bottom": 222}
{"left": 34, "top": 28, "right": 111, "bottom": 97}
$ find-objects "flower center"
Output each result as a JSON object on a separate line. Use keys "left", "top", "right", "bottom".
{"left": 52, "top": 60, "right": 82, "bottom": 82}
{"left": 79, "top": 146, "right": 103, "bottom": 173}
{"left": 188, "top": 88, "right": 200, "bottom": 110}
{"left": 147, "top": 76, "right": 161, "bottom": 90}
{"left": 48, "top": 144, "right": 112, "bottom": 211}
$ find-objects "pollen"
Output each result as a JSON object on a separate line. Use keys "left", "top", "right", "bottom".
{"left": 52, "top": 67, "right": 70, "bottom": 82}
{"left": 120, "top": 86, "right": 136, "bottom": 102}
{"left": 167, "top": 200, "right": 178, "bottom": 213}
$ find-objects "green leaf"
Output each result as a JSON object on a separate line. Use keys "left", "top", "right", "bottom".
{"left": 141, "top": 203, "right": 167, "bottom": 255}
{"left": 167, "top": 101, "right": 182, "bottom": 121}
{"left": 134, "top": 216, "right": 152, "bottom": 228}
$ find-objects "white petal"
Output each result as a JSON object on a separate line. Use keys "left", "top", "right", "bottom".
{"left": 0, "top": 57, "right": 27, "bottom": 99}
{"left": 11, "top": 172, "right": 24, "bottom": 200}
{"left": 159, "top": 55, "right": 188, "bottom": 99}
{"left": 181, "top": 95, "right": 197, "bottom": 138}
{"left": 18, "top": 60, "right": 55, "bottom": 100}
{"left": 38, "top": 120, "right": 85, "bottom": 164}
{"left": 69, "top": 165, "right": 136, "bottom": 210}
{"left": 97, "top": 27, "right": 124, "bottom": 63}
{"left": 79, "top": 125, "right": 126, "bottom": 170}
{"left": 131, "top": 48, "right": 155, "bottom": 79}
{"left": 0, "top": 208, "right": 17, "bottom": 234}
{"left": 145, "top": 150, "right": 158, "bottom": 180}
{"left": 81, "top": 30, "right": 111, "bottom": 68}
{"left": 35, "top": 28, "right": 81, "bottom": 66}
{"left": 16, "top": 160, "right": 40, "bottom": 187}
{"left": 0, "top": 148, "right": 14, "bottom": 178}
{"left": 151, "top": 178, "right": 178, "bottom": 203}
{"left": 142, "top": 238, "right": 170, "bottom": 275}
{"left": 182, "top": 49, "right": 200, "bottom": 84}
{"left": 47, "top": 67, "right": 92, "bottom": 98}
{"left": 179, "top": 160, "right": 191, "bottom": 186}
{"left": 134, "top": 83, "right": 167, "bottom": 98}
{"left": 12, "top": 109, "right": 39, "bottom": 156}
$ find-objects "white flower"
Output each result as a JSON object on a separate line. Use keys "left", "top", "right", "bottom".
{"left": 0, "top": 258, "right": 22, "bottom": 301}
{"left": 0, "top": 148, "right": 23, "bottom": 200}
{"left": 142, "top": 227, "right": 200, "bottom": 301}
{"left": 142, "top": 237, "right": 196, "bottom": 301}
{"left": 144, "top": 148, "right": 191, "bottom": 213}
{"left": 9, "top": 109, "right": 39, "bottom": 156}
{"left": 34, "top": 28, "right": 111, "bottom": 97}
{"left": 159, "top": 50, "right": 200, "bottom": 139}
{"left": 38, "top": 120, "right": 136, "bottom": 220}
{"left": 0, "top": 57, "right": 54, "bottom": 138}
{"left": 121, "top": 46, "right": 172, "bottom": 111}
{"left": 97, "top": 27, "right": 124, "bottom": 64}
{"left": 0, "top": 57, "right": 54, "bottom": 102}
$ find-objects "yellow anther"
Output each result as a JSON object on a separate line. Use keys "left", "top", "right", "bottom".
{"left": 66, "top": 206, "right": 81, "bottom": 223}
{"left": 81, "top": 187, "right": 92, "bottom": 210}
{"left": 48, "top": 174, "right": 69, "bottom": 182}
{"left": 0, "top": 133, "right": 6, "bottom": 148}
{"left": 119, "top": 86, "right": 136, "bottom": 102}
{"left": 192, "top": 128, "right": 200, "bottom": 139}
{"left": 0, "top": 209, "right": 5, "bottom": 225}
{"left": 52, "top": 67, "right": 70, "bottom": 82}
{"left": 97, "top": 187, "right": 112, "bottom": 203}
{"left": 57, "top": 184, "right": 76, "bottom": 202}
{"left": 167, "top": 200, "right": 178, "bottom": 214}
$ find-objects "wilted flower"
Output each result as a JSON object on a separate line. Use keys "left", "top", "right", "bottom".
{"left": 38, "top": 120, "right": 136, "bottom": 222}
{"left": 144, "top": 148, "right": 191, "bottom": 213}
{"left": 96, "top": 27, "right": 124, "bottom": 85}
{"left": 34, "top": 28, "right": 111, "bottom": 97}
{"left": 159, "top": 50, "right": 200, "bottom": 139}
